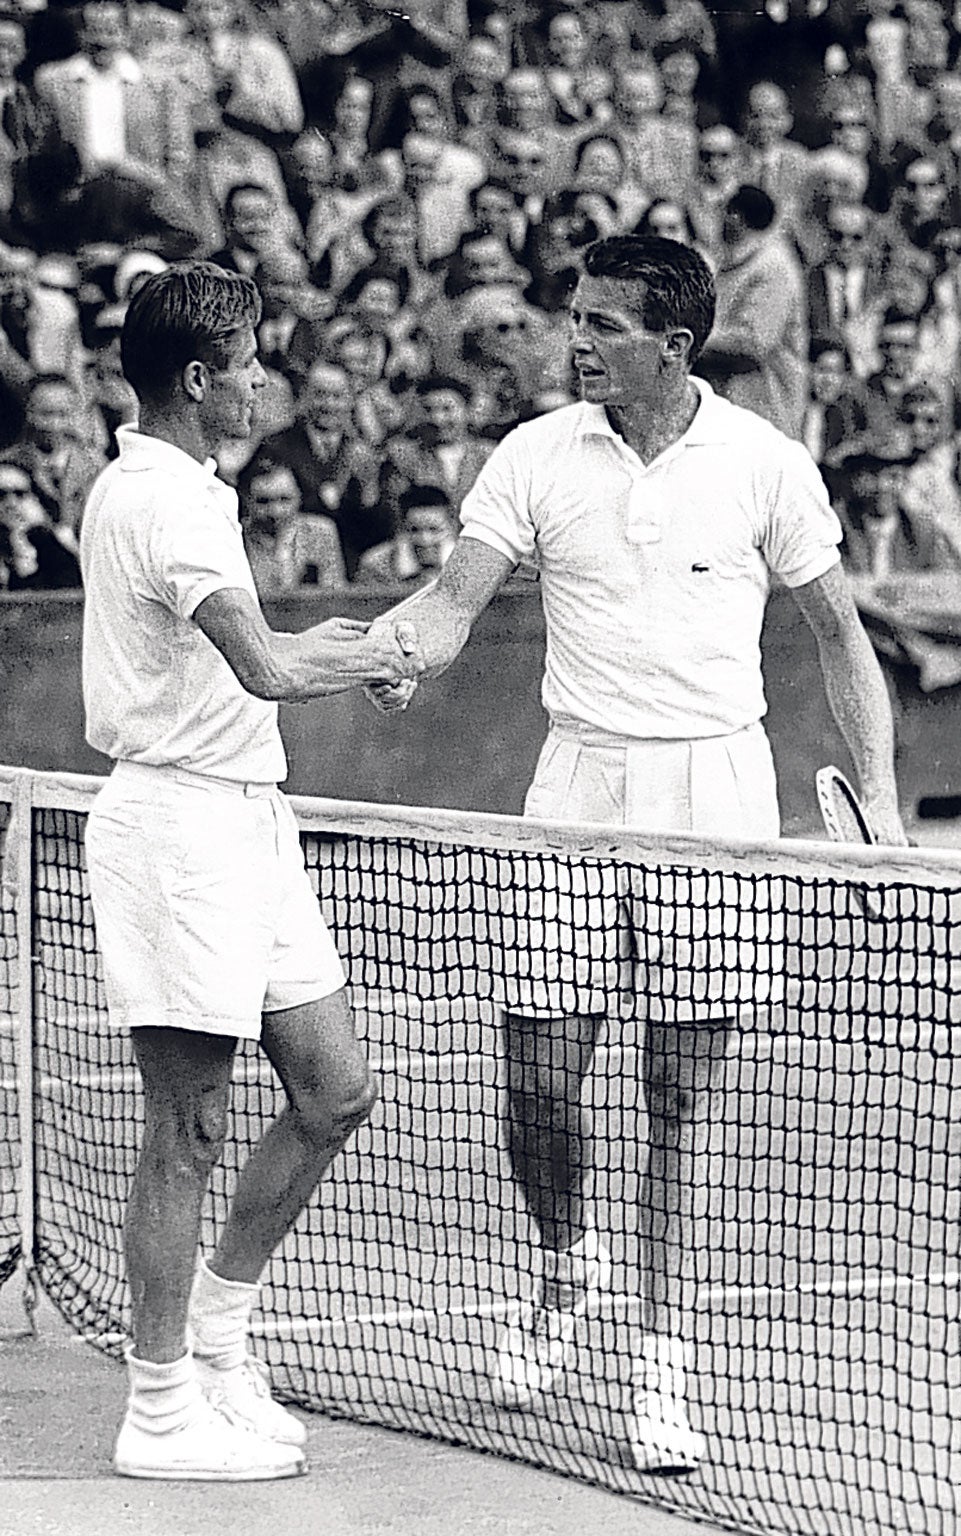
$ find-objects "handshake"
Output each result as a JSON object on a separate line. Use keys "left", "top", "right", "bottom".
{"left": 363, "top": 617, "right": 424, "bottom": 714}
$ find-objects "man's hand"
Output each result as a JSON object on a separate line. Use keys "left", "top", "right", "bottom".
{"left": 862, "top": 791, "right": 909, "bottom": 847}
{"left": 363, "top": 620, "right": 422, "bottom": 712}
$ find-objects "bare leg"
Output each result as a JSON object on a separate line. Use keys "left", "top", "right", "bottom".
{"left": 639, "top": 1014, "right": 736, "bottom": 1339}
{"left": 126, "top": 1027, "right": 237, "bottom": 1363}
{"left": 210, "top": 988, "right": 377, "bottom": 1284}
{"left": 503, "top": 1010, "right": 604, "bottom": 1254}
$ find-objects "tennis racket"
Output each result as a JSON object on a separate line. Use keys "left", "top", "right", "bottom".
{"left": 815, "top": 765, "right": 884, "bottom": 920}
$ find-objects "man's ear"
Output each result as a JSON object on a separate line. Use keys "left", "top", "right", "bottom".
{"left": 182, "top": 360, "right": 207, "bottom": 404}
{"left": 663, "top": 328, "right": 693, "bottom": 362}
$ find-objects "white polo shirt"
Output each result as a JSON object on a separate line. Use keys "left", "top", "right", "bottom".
{"left": 81, "top": 426, "right": 287, "bottom": 783}
{"left": 459, "top": 379, "right": 842, "bottom": 739}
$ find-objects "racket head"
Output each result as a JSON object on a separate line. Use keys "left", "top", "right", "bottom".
{"left": 815, "top": 765, "right": 875, "bottom": 846}
{"left": 815, "top": 765, "right": 884, "bottom": 920}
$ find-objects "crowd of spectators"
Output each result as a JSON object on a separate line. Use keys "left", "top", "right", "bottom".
{"left": 3, "top": 0, "right": 961, "bottom": 595}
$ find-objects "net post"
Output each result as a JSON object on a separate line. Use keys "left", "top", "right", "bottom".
{"left": 14, "top": 771, "right": 37, "bottom": 1335}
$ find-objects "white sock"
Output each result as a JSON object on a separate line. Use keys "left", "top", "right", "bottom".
{"left": 188, "top": 1256, "right": 259, "bottom": 1373}
{"left": 124, "top": 1347, "right": 204, "bottom": 1435}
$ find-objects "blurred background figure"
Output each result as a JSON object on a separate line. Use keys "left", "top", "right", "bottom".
{"left": 699, "top": 184, "right": 808, "bottom": 437}
{"left": 0, "top": 458, "right": 80, "bottom": 591}
{"left": 354, "top": 483, "right": 457, "bottom": 585}
{"left": 238, "top": 456, "right": 347, "bottom": 598}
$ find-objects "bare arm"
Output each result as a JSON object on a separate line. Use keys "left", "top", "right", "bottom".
{"left": 791, "top": 561, "right": 906, "bottom": 844}
{"left": 194, "top": 587, "right": 422, "bottom": 703}
{"left": 365, "top": 536, "right": 517, "bottom": 710}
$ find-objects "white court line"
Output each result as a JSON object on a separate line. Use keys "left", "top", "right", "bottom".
{"left": 248, "top": 1268, "right": 961, "bottom": 1343}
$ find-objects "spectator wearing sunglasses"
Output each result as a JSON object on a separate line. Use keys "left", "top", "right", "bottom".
{"left": 687, "top": 124, "right": 744, "bottom": 259}
{"left": 807, "top": 200, "right": 887, "bottom": 378}
{"left": 896, "top": 383, "right": 961, "bottom": 564}
{"left": 0, "top": 461, "right": 81, "bottom": 591}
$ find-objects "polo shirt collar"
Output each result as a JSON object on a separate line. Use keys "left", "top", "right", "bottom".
{"left": 115, "top": 424, "right": 222, "bottom": 489}
{"left": 579, "top": 377, "right": 731, "bottom": 450}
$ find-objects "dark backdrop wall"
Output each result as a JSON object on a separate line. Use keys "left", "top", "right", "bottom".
{"left": 3, "top": 586, "right": 959, "bottom": 838}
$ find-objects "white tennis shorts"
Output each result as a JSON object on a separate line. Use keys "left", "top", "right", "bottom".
{"left": 504, "top": 720, "right": 784, "bottom": 1022}
{"left": 85, "top": 761, "right": 346, "bottom": 1039}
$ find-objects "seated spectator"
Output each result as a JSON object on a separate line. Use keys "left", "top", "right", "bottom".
{"left": 182, "top": 0, "right": 304, "bottom": 144}
{"left": 886, "top": 154, "right": 956, "bottom": 257}
{"left": 354, "top": 484, "right": 457, "bottom": 586}
{"left": 380, "top": 373, "right": 493, "bottom": 525}
{"left": 468, "top": 178, "right": 529, "bottom": 258}
{"left": 33, "top": 1, "right": 194, "bottom": 190}
{"left": 656, "top": 43, "right": 704, "bottom": 126}
{"left": 860, "top": 292, "right": 952, "bottom": 453}
{"left": 442, "top": 228, "right": 529, "bottom": 304}
{"left": 807, "top": 199, "right": 889, "bottom": 380}
{"left": 571, "top": 134, "right": 647, "bottom": 232}
{"left": 392, "top": 128, "right": 486, "bottom": 265}
{"left": 698, "top": 184, "right": 808, "bottom": 438}
{"left": 208, "top": 180, "right": 298, "bottom": 278}
{"left": 341, "top": 193, "right": 440, "bottom": 312}
{"left": 451, "top": 32, "right": 505, "bottom": 152}
{"left": 738, "top": 81, "right": 810, "bottom": 233}
{"left": 0, "top": 12, "right": 46, "bottom": 218}
{"left": 3, "top": 372, "right": 109, "bottom": 547}
{"left": 452, "top": 284, "right": 568, "bottom": 438}
{"left": 608, "top": 59, "right": 697, "bottom": 206}
{"left": 523, "top": 190, "right": 606, "bottom": 313}
{"left": 494, "top": 68, "right": 579, "bottom": 186}
{"left": 896, "top": 383, "right": 961, "bottom": 562}
{"left": 835, "top": 451, "right": 957, "bottom": 579}
{"left": 320, "top": 312, "right": 407, "bottom": 445}
{"left": 0, "top": 460, "right": 81, "bottom": 592}
{"left": 247, "top": 356, "right": 386, "bottom": 576}
{"left": 687, "top": 123, "right": 744, "bottom": 259}
{"left": 488, "top": 126, "right": 559, "bottom": 226}
{"left": 801, "top": 338, "right": 870, "bottom": 499}
{"left": 633, "top": 197, "right": 700, "bottom": 247}
{"left": 238, "top": 458, "right": 346, "bottom": 598}
{"left": 539, "top": 7, "right": 613, "bottom": 131}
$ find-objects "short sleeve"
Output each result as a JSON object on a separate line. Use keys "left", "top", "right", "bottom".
{"left": 459, "top": 429, "right": 538, "bottom": 567}
{"left": 151, "top": 489, "right": 256, "bottom": 621}
{"left": 761, "top": 441, "right": 843, "bottom": 588}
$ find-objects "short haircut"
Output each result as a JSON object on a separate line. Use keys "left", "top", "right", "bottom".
{"left": 120, "top": 261, "right": 261, "bottom": 403}
{"left": 581, "top": 235, "right": 716, "bottom": 361}
{"left": 726, "top": 184, "right": 776, "bottom": 232}
{"left": 224, "top": 181, "right": 273, "bottom": 218}
{"left": 415, "top": 374, "right": 471, "bottom": 400}
{"left": 400, "top": 484, "right": 453, "bottom": 515}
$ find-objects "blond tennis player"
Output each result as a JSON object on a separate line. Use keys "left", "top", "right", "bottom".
{"left": 80, "top": 262, "right": 422, "bottom": 1481}
{"left": 366, "top": 235, "right": 906, "bottom": 1472}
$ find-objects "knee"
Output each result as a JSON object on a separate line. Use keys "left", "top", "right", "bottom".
{"left": 147, "top": 1090, "right": 229, "bottom": 1176}
{"left": 299, "top": 1066, "right": 379, "bottom": 1148}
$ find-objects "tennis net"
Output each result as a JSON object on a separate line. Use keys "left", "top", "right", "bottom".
{"left": 2, "top": 766, "right": 959, "bottom": 1536}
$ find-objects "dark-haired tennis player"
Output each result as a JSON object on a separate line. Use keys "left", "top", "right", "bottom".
{"left": 80, "top": 261, "right": 422, "bottom": 1481}
{"left": 366, "top": 234, "right": 905, "bottom": 1471}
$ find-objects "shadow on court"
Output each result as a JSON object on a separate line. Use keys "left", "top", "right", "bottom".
{"left": 0, "top": 1286, "right": 711, "bottom": 1536}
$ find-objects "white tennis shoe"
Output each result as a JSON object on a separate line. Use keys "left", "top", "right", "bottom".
{"left": 493, "top": 1229, "right": 612, "bottom": 1410}
{"left": 114, "top": 1389, "right": 307, "bottom": 1480}
{"left": 195, "top": 1353, "right": 308, "bottom": 1447}
{"left": 629, "top": 1334, "right": 705, "bottom": 1473}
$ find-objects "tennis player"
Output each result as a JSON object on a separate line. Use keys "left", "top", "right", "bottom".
{"left": 366, "top": 235, "right": 906, "bottom": 1471}
{"left": 80, "top": 262, "right": 422, "bottom": 1481}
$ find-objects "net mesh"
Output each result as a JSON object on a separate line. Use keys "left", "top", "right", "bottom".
{"left": 6, "top": 777, "right": 961, "bottom": 1536}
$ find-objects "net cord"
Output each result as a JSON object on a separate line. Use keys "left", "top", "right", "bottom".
{"left": 5, "top": 763, "right": 961, "bottom": 889}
